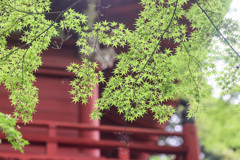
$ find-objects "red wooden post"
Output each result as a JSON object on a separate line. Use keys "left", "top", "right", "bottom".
{"left": 180, "top": 100, "right": 200, "bottom": 160}
{"left": 183, "top": 123, "right": 200, "bottom": 160}
{"left": 46, "top": 123, "right": 57, "bottom": 155}
{"left": 78, "top": 84, "right": 100, "bottom": 158}
{"left": 118, "top": 148, "right": 130, "bottom": 160}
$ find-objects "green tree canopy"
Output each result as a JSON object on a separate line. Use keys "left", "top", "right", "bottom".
{"left": 197, "top": 97, "right": 240, "bottom": 160}
{"left": 0, "top": 0, "right": 239, "bottom": 152}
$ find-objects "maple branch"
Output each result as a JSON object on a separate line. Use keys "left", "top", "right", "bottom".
{"left": 195, "top": 0, "right": 240, "bottom": 58}
{"left": 141, "top": 0, "right": 179, "bottom": 71}
{"left": 1, "top": 0, "right": 83, "bottom": 61}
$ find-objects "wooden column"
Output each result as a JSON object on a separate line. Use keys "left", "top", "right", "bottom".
{"left": 78, "top": 84, "right": 100, "bottom": 157}
{"left": 180, "top": 99, "right": 200, "bottom": 160}
{"left": 183, "top": 123, "right": 200, "bottom": 160}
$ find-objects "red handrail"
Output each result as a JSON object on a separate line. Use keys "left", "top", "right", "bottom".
{"left": 19, "top": 120, "right": 184, "bottom": 137}
{"left": 0, "top": 120, "right": 187, "bottom": 160}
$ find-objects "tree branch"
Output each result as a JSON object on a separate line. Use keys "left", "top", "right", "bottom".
{"left": 195, "top": 0, "right": 240, "bottom": 58}
{"left": 141, "top": 0, "right": 179, "bottom": 71}
{"left": 1, "top": 1, "right": 62, "bottom": 15}
{"left": 1, "top": 0, "right": 83, "bottom": 61}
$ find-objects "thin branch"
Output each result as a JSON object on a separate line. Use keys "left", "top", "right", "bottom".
{"left": 92, "top": 0, "right": 109, "bottom": 65}
{"left": 131, "top": 0, "right": 179, "bottom": 92}
{"left": 128, "top": 0, "right": 179, "bottom": 114}
{"left": 21, "top": 48, "right": 30, "bottom": 87}
{"left": 204, "top": 10, "right": 221, "bottom": 16}
{"left": 195, "top": 0, "right": 240, "bottom": 58}
{"left": 1, "top": 2, "right": 62, "bottom": 15}
{"left": 1, "top": 0, "right": 83, "bottom": 61}
{"left": 51, "top": 30, "right": 72, "bottom": 49}
{"left": 180, "top": 33, "right": 202, "bottom": 112}
{"left": 141, "top": 0, "right": 179, "bottom": 71}
{"left": 0, "top": 16, "right": 25, "bottom": 37}
{"left": 176, "top": 23, "right": 204, "bottom": 74}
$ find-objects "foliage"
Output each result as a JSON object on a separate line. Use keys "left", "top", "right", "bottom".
{"left": 0, "top": 113, "right": 29, "bottom": 153}
{"left": 197, "top": 97, "right": 240, "bottom": 160}
{"left": 210, "top": 19, "right": 240, "bottom": 97}
{"left": 67, "top": 59, "right": 105, "bottom": 104}
{"left": 0, "top": 0, "right": 238, "bottom": 152}
{"left": 149, "top": 155, "right": 172, "bottom": 160}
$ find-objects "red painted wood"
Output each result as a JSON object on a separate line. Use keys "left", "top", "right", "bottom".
{"left": 0, "top": 41, "right": 81, "bottom": 155}
{"left": 78, "top": 84, "right": 100, "bottom": 157}
{"left": 0, "top": 40, "right": 197, "bottom": 160}
{"left": 0, "top": 133, "right": 187, "bottom": 154}
{"left": 16, "top": 120, "right": 184, "bottom": 137}
{"left": 46, "top": 124, "right": 57, "bottom": 155}
{"left": 0, "top": 1, "right": 201, "bottom": 159}
{"left": 183, "top": 124, "right": 200, "bottom": 160}
{"left": 175, "top": 155, "right": 185, "bottom": 160}
{"left": 118, "top": 148, "right": 130, "bottom": 160}
{"left": 0, "top": 152, "right": 120, "bottom": 160}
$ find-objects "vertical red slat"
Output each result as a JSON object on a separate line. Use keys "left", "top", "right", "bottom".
{"left": 46, "top": 123, "right": 57, "bottom": 155}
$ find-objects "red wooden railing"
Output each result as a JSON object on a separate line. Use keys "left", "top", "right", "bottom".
{"left": 0, "top": 120, "right": 199, "bottom": 160}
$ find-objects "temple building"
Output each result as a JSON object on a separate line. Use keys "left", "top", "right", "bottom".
{"left": 0, "top": 0, "right": 200, "bottom": 159}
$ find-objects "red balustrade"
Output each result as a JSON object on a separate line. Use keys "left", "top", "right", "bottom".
{"left": 0, "top": 120, "right": 201, "bottom": 160}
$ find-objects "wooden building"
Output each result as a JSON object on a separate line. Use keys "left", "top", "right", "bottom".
{"left": 0, "top": 0, "right": 200, "bottom": 159}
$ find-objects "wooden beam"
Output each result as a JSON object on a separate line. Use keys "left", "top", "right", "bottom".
{"left": 0, "top": 134, "right": 186, "bottom": 154}
{"left": 18, "top": 120, "right": 183, "bottom": 137}
{"left": 0, "top": 152, "right": 119, "bottom": 160}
